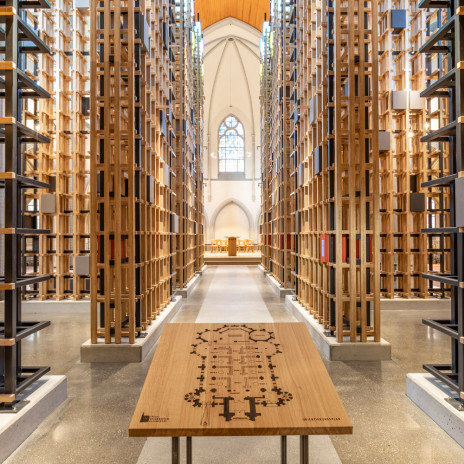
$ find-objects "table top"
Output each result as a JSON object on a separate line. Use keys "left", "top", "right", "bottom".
{"left": 129, "top": 323, "right": 353, "bottom": 437}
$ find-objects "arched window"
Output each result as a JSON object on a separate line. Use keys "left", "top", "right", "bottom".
{"left": 218, "top": 116, "right": 245, "bottom": 173}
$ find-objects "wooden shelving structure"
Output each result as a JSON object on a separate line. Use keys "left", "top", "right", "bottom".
{"left": 71, "top": 1, "right": 91, "bottom": 299}
{"left": 25, "top": 1, "right": 91, "bottom": 301}
{"left": 90, "top": 0, "right": 177, "bottom": 343}
{"left": 265, "top": 0, "right": 295, "bottom": 290}
{"left": 153, "top": 0, "right": 177, "bottom": 319}
{"left": 53, "top": 0, "right": 74, "bottom": 299}
{"left": 288, "top": 1, "right": 299, "bottom": 293}
{"left": 259, "top": 22, "right": 272, "bottom": 272}
{"left": 290, "top": 0, "right": 380, "bottom": 343}
{"left": 36, "top": 4, "right": 56, "bottom": 300}
{"left": 377, "top": 1, "right": 447, "bottom": 298}
{"left": 193, "top": 21, "right": 205, "bottom": 272}
{"left": 291, "top": 0, "right": 312, "bottom": 312}
{"left": 173, "top": 0, "right": 197, "bottom": 291}
{"left": 419, "top": 0, "right": 463, "bottom": 406}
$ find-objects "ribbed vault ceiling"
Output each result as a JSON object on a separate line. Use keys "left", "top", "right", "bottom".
{"left": 195, "top": 0, "right": 270, "bottom": 31}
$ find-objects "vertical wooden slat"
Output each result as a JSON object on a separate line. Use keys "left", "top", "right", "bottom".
{"left": 334, "top": 0, "right": 344, "bottom": 342}
{"left": 103, "top": 0, "right": 111, "bottom": 344}
{"left": 113, "top": 0, "right": 122, "bottom": 344}
{"left": 359, "top": 0, "right": 368, "bottom": 342}
{"left": 372, "top": 0, "right": 381, "bottom": 342}
{"left": 90, "top": 0, "right": 98, "bottom": 344}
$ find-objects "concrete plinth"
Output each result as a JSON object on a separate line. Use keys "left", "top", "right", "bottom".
{"left": 258, "top": 264, "right": 270, "bottom": 275}
{"left": 176, "top": 273, "right": 201, "bottom": 298}
{"left": 0, "top": 300, "right": 90, "bottom": 313}
{"left": 407, "top": 373, "right": 464, "bottom": 448}
{"left": 195, "top": 265, "right": 208, "bottom": 275}
{"left": 285, "top": 296, "right": 391, "bottom": 361}
{"left": 80, "top": 296, "right": 183, "bottom": 363}
{"left": 0, "top": 375, "right": 67, "bottom": 463}
{"left": 265, "top": 273, "right": 294, "bottom": 298}
{"left": 381, "top": 297, "right": 450, "bottom": 311}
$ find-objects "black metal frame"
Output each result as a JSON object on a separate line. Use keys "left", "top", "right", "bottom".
{"left": 419, "top": 0, "right": 464, "bottom": 405}
{"left": 170, "top": 436, "right": 310, "bottom": 464}
{"left": 0, "top": 0, "right": 51, "bottom": 410}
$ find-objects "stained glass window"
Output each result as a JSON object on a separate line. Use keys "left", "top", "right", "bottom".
{"left": 218, "top": 116, "right": 245, "bottom": 173}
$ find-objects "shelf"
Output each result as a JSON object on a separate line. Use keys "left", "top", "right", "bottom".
{"left": 421, "top": 121, "right": 457, "bottom": 142}
{"left": 422, "top": 273, "right": 459, "bottom": 286}
{"left": 0, "top": 274, "right": 51, "bottom": 290}
{"left": 419, "top": 16, "right": 454, "bottom": 54}
{"left": 0, "top": 67, "right": 51, "bottom": 99}
{"left": 420, "top": 68, "right": 455, "bottom": 98}
{"left": 422, "top": 318, "right": 459, "bottom": 340}
{"left": 0, "top": 173, "right": 50, "bottom": 189}
{"left": 0, "top": 320, "right": 50, "bottom": 342}
{"left": 0, "top": 0, "right": 51, "bottom": 8}
{"left": 0, "top": 120, "right": 50, "bottom": 143}
{"left": 0, "top": 16, "right": 51, "bottom": 54}
{"left": 422, "top": 173, "right": 457, "bottom": 188}
{"left": 423, "top": 363, "right": 459, "bottom": 394}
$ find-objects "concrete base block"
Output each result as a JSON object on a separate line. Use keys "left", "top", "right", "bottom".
{"left": 266, "top": 273, "right": 294, "bottom": 298}
{"left": 407, "top": 373, "right": 464, "bottom": 448}
{"left": 195, "top": 265, "right": 208, "bottom": 275}
{"left": 80, "top": 296, "right": 183, "bottom": 363}
{"left": 0, "top": 300, "right": 90, "bottom": 313}
{"left": 0, "top": 375, "right": 67, "bottom": 463}
{"left": 176, "top": 273, "right": 201, "bottom": 298}
{"left": 381, "top": 297, "right": 450, "bottom": 311}
{"left": 285, "top": 296, "right": 391, "bottom": 361}
{"left": 258, "top": 264, "right": 270, "bottom": 275}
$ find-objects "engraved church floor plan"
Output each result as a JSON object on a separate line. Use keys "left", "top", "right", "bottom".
{"left": 130, "top": 323, "right": 352, "bottom": 437}
{"left": 184, "top": 324, "right": 293, "bottom": 424}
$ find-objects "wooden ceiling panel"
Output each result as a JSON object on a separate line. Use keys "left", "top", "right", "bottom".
{"left": 195, "top": 0, "right": 270, "bottom": 31}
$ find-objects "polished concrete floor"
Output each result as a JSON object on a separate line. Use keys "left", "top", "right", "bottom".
{"left": 5, "top": 266, "right": 464, "bottom": 463}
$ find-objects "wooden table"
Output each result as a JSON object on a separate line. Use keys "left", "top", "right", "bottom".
{"left": 226, "top": 236, "right": 239, "bottom": 256}
{"left": 129, "top": 323, "right": 352, "bottom": 463}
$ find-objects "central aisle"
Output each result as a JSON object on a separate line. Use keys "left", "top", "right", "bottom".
{"left": 172, "top": 266, "right": 299, "bottom": 324}
{"left": 195, "top": 266, "right": 275, "bottom": 322}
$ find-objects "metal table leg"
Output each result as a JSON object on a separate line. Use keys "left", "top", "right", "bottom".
{"left": 186, "top": 437, "right": 192, "bottom": 464}
{"left": 172, "top": 437, "right": 180, "bottom": 464}
{"left": 281, "top": 436, "right": 287, "bottom": 464}
{"left": 300, "top": 436, "right": 309, "bottom": 464}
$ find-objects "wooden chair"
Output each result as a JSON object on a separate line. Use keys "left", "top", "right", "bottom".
{"left": 220, "top": 239, "right": 228, "bottom": 253}
{"left": 238, "top": 239, "right": 246, "bottom": 253}
{"left": 211, "top": 240, "right": 219, "bottom": 253}
{"left": 245, "top": 239, "right": 254, "bottom": 253}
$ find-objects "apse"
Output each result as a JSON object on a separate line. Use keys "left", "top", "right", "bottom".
{"left": 214, "top": 202, "right": 250, "bottom": 239}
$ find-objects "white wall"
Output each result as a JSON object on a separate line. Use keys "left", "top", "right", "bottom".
{"left": 203, "top": 18, "right": 261, "bottom": 243}
{"left": 215, "top": 203, "right": 250, "bottom": 239}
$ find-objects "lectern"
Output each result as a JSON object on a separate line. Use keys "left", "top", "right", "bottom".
{"left": 226, "top": 236, "right": 239, "bottom": 256}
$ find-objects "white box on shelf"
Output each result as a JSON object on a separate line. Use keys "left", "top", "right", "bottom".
{"left": 75, "top": 256, "right": 90, "bottom": 276}
{"left": 40, "top": 193, "right": 56, "bottom": 214}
